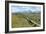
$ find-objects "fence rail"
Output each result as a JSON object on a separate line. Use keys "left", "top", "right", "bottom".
{"left": 22, "top": 14, "right": 40, "bottom": 27}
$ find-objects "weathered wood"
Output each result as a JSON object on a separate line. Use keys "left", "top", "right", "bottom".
{"left": 22, "top": 14, "right": 40, "bottom": 26}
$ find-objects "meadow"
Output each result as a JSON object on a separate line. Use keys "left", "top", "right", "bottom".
{"left": 12, "top": 12, "right": 41, "bottom": 28}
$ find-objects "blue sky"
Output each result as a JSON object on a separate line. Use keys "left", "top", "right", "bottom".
{"left": 11, "top": 5, "right": 41, "bottom": 13}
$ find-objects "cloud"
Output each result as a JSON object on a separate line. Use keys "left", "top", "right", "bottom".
{"left": 11, "top": 5, "right": 41, "bottom": 13}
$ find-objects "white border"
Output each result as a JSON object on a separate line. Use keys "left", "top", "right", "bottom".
{"left": 9, "top": 3, "right": 43, "bottom": 31}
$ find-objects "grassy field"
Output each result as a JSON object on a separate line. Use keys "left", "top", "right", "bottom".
{"left": 12, "top": 13, "right": 41, "bottom": 28}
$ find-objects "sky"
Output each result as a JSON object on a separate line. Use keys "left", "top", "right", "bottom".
{"left": 11, "top": 5, "right": 41, "bottom": 13}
